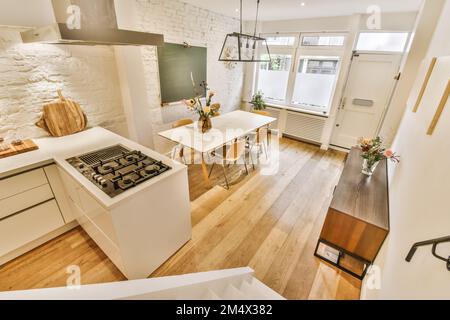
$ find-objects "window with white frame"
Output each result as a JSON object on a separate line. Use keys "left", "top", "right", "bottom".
{"left": 292, "top": 56, "right": 340, "bottom": 110}
{"left": 266, "top": 36, "right": 296, "bottom": 46}
{"left": 356, "top": 32, "right": 409, "bottom": 52}
{"left": 255, "top": 33, "right": 345, "bottom": 115}
{"left": 301, "top": 35, "right": 345, "bottom": 47}
{"left": 258, "top": 53, "right": 292, "bottom": 102}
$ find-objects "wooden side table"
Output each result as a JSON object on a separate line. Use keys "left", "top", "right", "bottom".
{"left": 315, "top": 147, "right": 390, "bottom": 280}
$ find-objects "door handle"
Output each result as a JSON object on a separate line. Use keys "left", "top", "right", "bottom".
{"left": 353, "top": 99, "right": 374, "bottom": 107}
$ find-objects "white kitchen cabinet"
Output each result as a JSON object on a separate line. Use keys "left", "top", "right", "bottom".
{"left": 0, "top": 184, "right": 53, "bottom": 220}
{"left": 56, "top": 167, "right": 83, "bottom": 210}
{"left": 0, "top": 165, "right": 78, "bottom": 265}
{"left": 44, "top": 165, "right": 75, "bottom": 224}
{"left": 0, "top": 168, "right": 48, "bottom": 200}
{"left": 77, "top": 186, "right": 120, "bottom": 246}
{"left": 77, "top": 211, "right": 125, "bottom": 273}
{"left": 58, "top": 161, "right": 191, "bottom": 280}
{"left": 58, "top": 167, "right": 119, "bottom": 246}
{"left": 58, "top": 167, "right": 126, "bottom": 272}
{"left": 0, "top": 200, "right": 65, "bottom": 257}
{"left": 0, "top": 128, "right": 191, "bottom": 279}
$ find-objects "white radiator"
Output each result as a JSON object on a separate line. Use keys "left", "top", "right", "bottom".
{"left": 284, "top": 111, "right": 326, "bottom": 144}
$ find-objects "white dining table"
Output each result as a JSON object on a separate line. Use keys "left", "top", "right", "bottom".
{"left": 158, "top": 110, "right": 276, "bottom": 185}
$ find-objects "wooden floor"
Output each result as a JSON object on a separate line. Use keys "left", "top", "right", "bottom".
{"left": 0, "top": 137, "right": 361, "bottom": 299}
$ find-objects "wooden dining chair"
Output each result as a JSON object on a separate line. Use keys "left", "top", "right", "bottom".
{"left": 247, "top": 126, "right": 269, "bottom": 162}
{"left": 171, "top": 118, "right": 193, "bottom": 163}
{"left": 172, "top": 118, "right": 194, "bottom": 128}
{"left": 208, "top": 139, "right": 252, "bottom": 190}
{"left": 252, "top": 110, "right": 271, "bottom": 117}
{"left": 252, "top": 110, "right": 280, "bottom": 148}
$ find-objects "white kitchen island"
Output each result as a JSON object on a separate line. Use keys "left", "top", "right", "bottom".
{"left": 0, "top": 128, "right": 191, "bottom": 280}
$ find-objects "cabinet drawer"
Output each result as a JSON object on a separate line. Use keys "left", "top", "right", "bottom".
{"left": 59, "top": 168, "right": 119, "bottom": 246}
{"left": 44, "top": 166, "right": 75, "bottom": 224}
{"left": 78, "top": 212, "right": 124, "bottom": 273}
{"left": 0, "top": 184, "right": 54, "bottom": 220}
{"left": 57, "top": 168, "right": 82, "bottom": 209}
{"left": 0, "top": 200, "right": 65, "bottom": 257}
{"left": 0, "top": 169, "right": 48, "bottom": 200}
{"left": 77, "top": 187, "right": 119, "bottom": 246}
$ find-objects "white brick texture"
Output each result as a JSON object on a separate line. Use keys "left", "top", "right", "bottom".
{"left": 0, "top": 30, "right": 129, "bottom": 141}
{"left": 135, "top": 0, "right": 245, "bottom": 152}
{"left": 0, "top": 1, "right": 245, "bottom": 153}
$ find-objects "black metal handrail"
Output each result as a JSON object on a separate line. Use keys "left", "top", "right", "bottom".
{"left": 406, "top": 236, "right": 450, "bottom": 271}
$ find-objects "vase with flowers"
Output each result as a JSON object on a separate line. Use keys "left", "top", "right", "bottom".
{"left": 183, "top": 78, "right": 220, "bottom": 133}
{"left": 358, "top": 137, "right": 400, "bottom": 176}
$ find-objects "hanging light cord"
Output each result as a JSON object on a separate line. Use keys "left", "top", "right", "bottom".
{"left": 253, "top": 0, "right": 260, "bottom": 37}
{"left": 239, "top": 0, "right": 261, "bottom": 37}
{"left": 240, "top": 0, "right": 243, "bottom": 34}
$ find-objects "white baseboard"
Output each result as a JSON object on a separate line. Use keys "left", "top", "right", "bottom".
{"left": 328, "top": 144, "right": 351, "bottom": 153}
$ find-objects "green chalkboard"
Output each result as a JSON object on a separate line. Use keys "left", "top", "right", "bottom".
{"left": 158, "top": 43, "right": 207, "bottom": 104}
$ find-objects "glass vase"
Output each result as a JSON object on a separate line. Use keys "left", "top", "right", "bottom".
{"left": 362, "top": 159, "right": 380, "bottom": 176}
{"left": 198, "top": 116, "right": 212, "bottom": 133}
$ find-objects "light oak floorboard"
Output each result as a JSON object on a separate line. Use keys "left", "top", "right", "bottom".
{"left": 0, "top": 137, "right": 360, "bottom": 299}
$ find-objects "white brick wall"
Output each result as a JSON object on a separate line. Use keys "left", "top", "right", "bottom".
{"left": 135, "top": 0, "right": 245, "bottom": 152}
{"left": 0, "top": 30, "right": 129, "bottom": 141}
{"left": 0, "top": 1, "right": 245, "bottom": 153}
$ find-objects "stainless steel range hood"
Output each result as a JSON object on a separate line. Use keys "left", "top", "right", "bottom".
{"left": 20, "top": 0, "right": 164, "bottom": 46}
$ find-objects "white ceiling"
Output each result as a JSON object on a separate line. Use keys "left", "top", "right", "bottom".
{"left": 181, "top": 0, "right": 422, "bottom": 21}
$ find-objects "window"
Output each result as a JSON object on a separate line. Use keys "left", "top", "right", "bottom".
{"left": 255, "top": 33, "right": 345, "bottom": 115}
{"left": 292, "top": 57, "right": 340, "bottom": 111}
{"left": 356, "top": 32, "right": 409, "bottom": 52}
{"left": 265, "top": 36, "right": 296, "bottom": 46}
{"left": 302, "top": 35, "right": 345, "bottom": 47}
{"left": 257, "top": 54, "right": 292, "bottom": 102}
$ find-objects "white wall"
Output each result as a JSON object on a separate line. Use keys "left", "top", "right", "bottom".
{"left": 0, "top": 0, "right": 55, "bottom": 28}
{"left": 362, "top": 0, "right": 450, "bottom": 300}
{"left": 379, "top": 1, "right": 446, "bottom": 145}
{"left": 242, "top": 12, "right": 418, "bottom": 149}
{"left": 260, "top": 12, "right": 417, "bottom": 34}
{"left": 134, "top": 0, "right": 245, "bottom": 153}
{"left": 0, "top": 30, "right": 129, "bottom": 140}
{"left": 0, "top": 0, "right": 245, "bottom": 153}
{"left": 114, "top": 0, "right": 156, "bottom": 149}
{"left": 0, "top": 0, "right": 127, "bottom": 140}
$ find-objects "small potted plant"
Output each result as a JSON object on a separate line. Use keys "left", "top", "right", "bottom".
{"left": 250, "top": 91, "right": 266, "bottom": 111}
{"left": 358, "top": 137, "right": 400, "bottom": 176}
{"left": 183, "top": 81, "right": 220, "bottom": 133}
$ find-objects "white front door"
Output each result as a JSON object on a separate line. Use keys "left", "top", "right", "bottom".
{"left": 331, "top": 53, "right": 402, "bottom": 149}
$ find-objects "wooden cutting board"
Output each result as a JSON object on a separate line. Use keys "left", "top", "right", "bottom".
{"left": 36, "top": 90, "right": 87, "bottom": 137}
{"left": 0, "top": 140, "right": 39, "bottom": 159}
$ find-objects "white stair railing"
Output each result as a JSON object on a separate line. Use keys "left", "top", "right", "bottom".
{"left": 0, "top": 267, "right": 285, "bottom": 300}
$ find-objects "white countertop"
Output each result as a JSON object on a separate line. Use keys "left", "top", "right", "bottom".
{"left": 0, "top": 127, "right": 186, "bottom": 209}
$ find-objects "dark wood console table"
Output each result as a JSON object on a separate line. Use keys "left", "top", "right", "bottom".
{"left": 314, "top": 147, "right": 390, "bottom": 279}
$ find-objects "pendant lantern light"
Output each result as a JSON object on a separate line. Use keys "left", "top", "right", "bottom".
{"left": 219, "top": 0, "right": 271, "bottom": 63}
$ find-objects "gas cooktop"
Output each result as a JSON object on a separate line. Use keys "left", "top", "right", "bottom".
{"left": 67, "top": 145, "right": 172, "bottom": 198}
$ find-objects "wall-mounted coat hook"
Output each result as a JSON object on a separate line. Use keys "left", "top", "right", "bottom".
{"left": 406, "top": 235, "right": 450, "bottom": 271}
{"left": 427, "top": 79, "right": 450, "bottom": 135}
{"left": 413, "top": 57, "right": 438, "bottom": 113}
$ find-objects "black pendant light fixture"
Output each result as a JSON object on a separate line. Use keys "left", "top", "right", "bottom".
{"left": 219, "top": 0, "right": 271, "bottom": 63}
